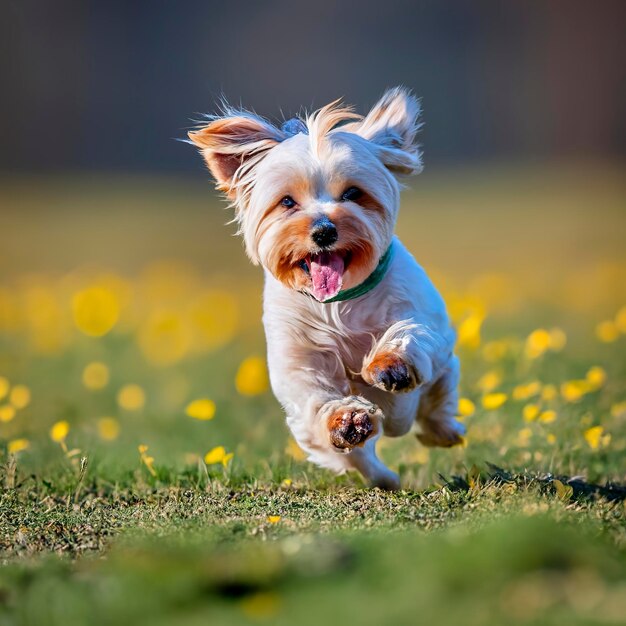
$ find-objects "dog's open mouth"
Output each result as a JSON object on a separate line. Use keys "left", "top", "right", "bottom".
{"left": 299, "top": 251, "right": 351, "bottom": 301}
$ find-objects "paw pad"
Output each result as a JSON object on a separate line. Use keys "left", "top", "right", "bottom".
{"left": 328, "top": 409, "right": 374, "bottom": 450}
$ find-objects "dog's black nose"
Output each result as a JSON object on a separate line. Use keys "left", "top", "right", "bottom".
{"left": 311, "top": 216, "right": 338, "bottom": 248}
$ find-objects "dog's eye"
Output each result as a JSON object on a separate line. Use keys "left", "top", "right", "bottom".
{"left": 280, "top": 195, "right": 297, "bottom": 209}
{"left": 341, "top": 187, "right": 362, "bottom": 202}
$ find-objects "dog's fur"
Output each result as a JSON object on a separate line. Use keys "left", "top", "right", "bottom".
{"left": 189, "top": 87, "right": 464, "bottom": 489}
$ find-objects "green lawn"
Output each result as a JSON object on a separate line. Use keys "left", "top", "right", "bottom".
{"left": 0, "top": 163, "right": 625, "bottom": 625}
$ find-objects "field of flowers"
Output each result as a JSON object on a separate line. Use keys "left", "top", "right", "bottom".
{"left": 0, "top": 163, "right": 625, "bottom": 625}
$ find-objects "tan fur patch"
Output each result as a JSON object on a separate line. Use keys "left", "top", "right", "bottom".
{"left": 358, "top": 191, "right": 387, "bottom": 215}
{"left": 364, "top": 352, "right": 403, "bottom": 381}
{"left": 327, "top": 410, "right": 347, "bottom": 433}
{"left": 265, "top": 215, "right": 314, "bottom": 289}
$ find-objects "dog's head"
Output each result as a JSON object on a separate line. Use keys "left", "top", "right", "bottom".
{"left": 188, "top": 87, "right": 422, "bottom": 301}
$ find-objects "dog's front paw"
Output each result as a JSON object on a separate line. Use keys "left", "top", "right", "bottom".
{"left": 362, "top": 352, "right": 421, "bottom": 393}
{"left": 323, "top": 396, "right": 382, "bottom": 451}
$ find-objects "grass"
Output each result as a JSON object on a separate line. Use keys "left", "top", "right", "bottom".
{"left": 1, "top": 476, "right": 625, "bottom": 625}
{"left": 0, "top": 162, "right": 625, "bottom": 624}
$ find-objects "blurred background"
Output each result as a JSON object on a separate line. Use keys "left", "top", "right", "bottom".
{"left": 2, "top": 0, "right": 625, "bottom": 172}
{"left": 0, "top": 0, "right": 624, "bottom": 480}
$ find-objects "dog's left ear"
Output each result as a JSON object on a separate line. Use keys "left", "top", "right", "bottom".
{"left": 354, "top": 87, "right": 422, "bottom": 175}
{"left": 188, "top": 111, "right": 284, "bottom": 199}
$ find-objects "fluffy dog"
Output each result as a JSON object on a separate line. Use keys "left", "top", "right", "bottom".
{"left": 188, "top": 87, "right": 465, "bottom": 489}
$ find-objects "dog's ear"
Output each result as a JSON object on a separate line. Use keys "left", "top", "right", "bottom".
{"left": 188, "top": 112, "right": 284, "bottom": 198}
{"left": 353, "top": 87, "right": 422, "bottom": 175}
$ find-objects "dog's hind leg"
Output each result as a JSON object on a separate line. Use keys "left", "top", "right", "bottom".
{"left": 415, "top": 355, "right": 465, "bottom": 447}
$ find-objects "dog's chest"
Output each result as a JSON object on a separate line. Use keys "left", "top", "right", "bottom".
{"left": 306, "top": 302, "right": 389, "bottom": 371}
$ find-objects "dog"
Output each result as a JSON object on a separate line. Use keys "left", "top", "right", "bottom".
{"left": 188, "top": 87, "right": 465, "bottom": 489}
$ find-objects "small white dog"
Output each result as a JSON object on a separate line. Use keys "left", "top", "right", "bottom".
{"left": 189, "top": 87, "right": 465, "bottom": 489}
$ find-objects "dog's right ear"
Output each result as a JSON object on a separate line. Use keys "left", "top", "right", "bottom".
{"left": 188, "top": 112, "right": 284, "bottom": 199}
{"left": 353, "top": 87, "right": 423, "bottom": 176}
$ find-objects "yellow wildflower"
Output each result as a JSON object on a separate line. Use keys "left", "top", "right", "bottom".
{"left": 586, "top": 366, "right": 606, "bottom": 390}
{"left": 142, "top": 456, "right": 156, "bottom": 475}
{"left": 0, "top": 376, "right": 9, "bottom": 401}
{"left": 185, "top": 398, "right": 216, "bottom": 420}
{"left": 267, "top": 515, "right": 281, "bottom": 524}
{"left": 50, "top": 420, "right": 70, "bottom": 443}
{"left": 584, "top": 426, "right": 610, "bottom": 450}
{"left": 477, "top": 370, "right": 501, "bottom": 393}
{"left": 457, "top": 397, "right": 475, "bottom": 418}
{"left": 561, "top": 380, "right": 592, "bottom": 403}
{"left": 281, "top": 478, "right": 292, "bottom": 487}
{"left": 538, "top": 410, "right": 557, "bottom": 424}
{"left": 9, "top": 385, "right": 30, "bottom": 410}
{"left": 204, "top": 445, "right": 234, "bottom": 467}
{"left": 97, "top": 417, "right": 120, "bottom": 441}
{"left": 457, "top": 312, "right": 484, "bottom": 349}
{"left": 512, "top": 381, "right": 541, "bottom": 401}
{"left": 72, "top": 286, "right": 120, "bottom": 337}
{"left": 522, "top": 403, "right": 540, "bottom": 422}
{"left": 0, "top": 405, "right": 16, "bottom": 423}
{"left": 138, "top": 444, "right": 156, "bottom": 476}
{"left": 595, "top": 320, "right": 618, "bottom": 343}
{"left": 235, "top": 356, "right": 269, "bottom": 396}
{"left": 82, "top": 362, "right": 109, "bottom": 390}
{"left": 8, "top": 438, "right": 30, "bottom": 454}
{"left": 525, "top": 328, "right": 551, "bottom": 359}
{"left": 117, "top": 384, "right": 145, "bottom": 410}
{"left": 482, "top": 393, "right": 507, "bottom": 410}
{"left": 546, "top": 433, "right": 556, "bottom": 445}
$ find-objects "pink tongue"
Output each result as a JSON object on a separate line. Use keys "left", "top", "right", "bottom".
{"left": 309, "top": 251, "right": 344, "bottom": 301}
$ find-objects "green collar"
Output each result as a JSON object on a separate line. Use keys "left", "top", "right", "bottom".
{"left": 308, "top": 242, "right": 395, "bottom": 304}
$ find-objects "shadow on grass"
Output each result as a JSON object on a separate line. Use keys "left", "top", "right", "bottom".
{"left": 440, "top": 463, "right": 626, "bottom": 503}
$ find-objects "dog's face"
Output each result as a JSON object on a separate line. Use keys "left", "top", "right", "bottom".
{"left": 189, "top": 88, "right": 422, "bottom": 301}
